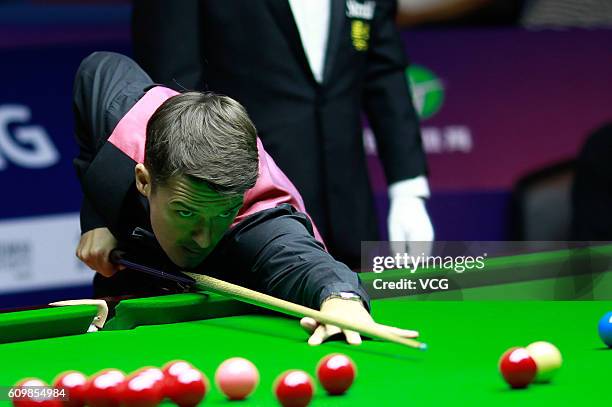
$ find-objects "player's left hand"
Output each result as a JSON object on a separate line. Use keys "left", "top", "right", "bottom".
{"left": 300, "top": 298, "right": 419, "bottom": 346}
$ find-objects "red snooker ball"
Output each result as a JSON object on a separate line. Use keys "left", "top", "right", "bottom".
{"left": 164, "top": 368, "right": 208, "bottom": 407}
{"left": 12, "top": 378, "right": 62, "bottom": 407}
{"left": 274, "top": 370, "right": 314, "bottom": 407}
{"left": 316, "top": 354, "right": 356, "bottom": 395}
{"left": 498, "top": 347, "right": 537, "bottom": 389}
{"left": 133, "top": 367, "right": 165, "bottom": 384}
{"left": 52, "top": 371, "right": 88, "bottom": 407}
{"left": 122, "top": 373, "right": 164, "bottom": 407}
{"left": 84, "top": 369, "right": 126, "bottom": 407}
{"left": 161, "top": 361, "right": 193, "bottom": 400}
{"left": 161, "top": 360, "right": 193, "bottom": 380}
{"left": 131, "top": 367, "right": 165, "bottom": 398}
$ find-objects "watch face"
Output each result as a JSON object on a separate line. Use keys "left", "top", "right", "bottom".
{"left": 339, "top": 292, "right": 361, "bottom": 300}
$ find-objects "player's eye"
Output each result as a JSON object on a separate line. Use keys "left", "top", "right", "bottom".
{"left": 177, "top": 210, "right": 194, "bottom": 218}
{"left": 218, "top": 210, "right": 233, "bottom": 218}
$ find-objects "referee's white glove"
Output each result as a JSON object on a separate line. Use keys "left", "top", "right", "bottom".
{"left": 387, "top": 176, "right": 434, "bottom": 258}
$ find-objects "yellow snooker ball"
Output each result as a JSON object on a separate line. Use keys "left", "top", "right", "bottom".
{"left": 526, "top": 341, "right": 562, "bottom": 382}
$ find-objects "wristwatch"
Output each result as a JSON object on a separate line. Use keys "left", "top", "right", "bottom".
{"left": 324, "top": 292, "right": 363, "bottom": 303}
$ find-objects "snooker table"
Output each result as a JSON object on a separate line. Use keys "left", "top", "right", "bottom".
{"left": 1, "top": 245, "right": 612, "bottom": 406}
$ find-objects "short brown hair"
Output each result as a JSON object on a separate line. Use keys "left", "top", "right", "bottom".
{"left": 145, "top": 92, "right": 259, "bottom": 195}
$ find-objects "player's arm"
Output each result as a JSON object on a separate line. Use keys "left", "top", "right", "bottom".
{"left": 74, "top": 161, "right": 122, "bottom": 277}
{"left": 221, "top": 206, "right": 369, "bottom": 310}
{"left": 73, "top": 126, "right": 107, "bottom": 236}
{"left": 216, "top": 205, "right": 418, "bottom": 345}
{"left": 72, "top": 56, "right": 123, "bottom": 276}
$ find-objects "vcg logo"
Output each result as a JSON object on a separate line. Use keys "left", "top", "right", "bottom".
{"left": 406, "top": 65, "right": 473, "bottom": 154}
{"left": 0, "top": 105, "right": 59, "bottom": 170}
{"left": 406, "top": 65, "right": 445, "bottom": 121}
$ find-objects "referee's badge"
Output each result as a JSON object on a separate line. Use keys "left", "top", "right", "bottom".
{"left": 346, "top": 0, "right": 374, "bottom": 51}
{"left": 351, "top": 20, "right": 370, "bottom": 51}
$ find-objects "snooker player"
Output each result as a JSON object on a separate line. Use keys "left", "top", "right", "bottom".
{"left": 72, "top": 52, "right": 418, "bottom": 346}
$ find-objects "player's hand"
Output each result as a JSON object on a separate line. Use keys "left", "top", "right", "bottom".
{"left": 388, "top": 196, "right": 434, "bottom": 258}
{"left": 300, "top": 298, "right": 419, "bottom": 346}
{"left": 76, "top": 227, "right": 125, "bottom": 277}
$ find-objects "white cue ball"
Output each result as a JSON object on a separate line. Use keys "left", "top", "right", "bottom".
{"left": 526, "top": 341, "right": 562, "bottom": 382}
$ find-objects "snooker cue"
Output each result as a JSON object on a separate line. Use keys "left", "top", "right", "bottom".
{"left": 183, "top": 271, "right": 427, "bottom": 351}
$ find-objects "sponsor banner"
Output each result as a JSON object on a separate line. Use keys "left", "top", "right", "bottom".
{"left": 0, "top": 42, "right": 130, "bottom": 219}
{"left": 366, "top": 28, "right": 612, "bottom": 239}
{"left": 0, "top": 32, "right": 128, "bottom": 301}
{"left": 398, "top": 28, "right": 612, "bottom": 191}
{"left": 0, "top": 212, "right": 91, "bottom": 294}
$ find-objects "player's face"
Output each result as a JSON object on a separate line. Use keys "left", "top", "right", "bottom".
{"left": 136, "top": 166, "right": 243, "bottom": 268}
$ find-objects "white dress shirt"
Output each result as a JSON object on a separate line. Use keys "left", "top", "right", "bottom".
{"left": 288, "top": 0, "right": 331, "bottom": 83}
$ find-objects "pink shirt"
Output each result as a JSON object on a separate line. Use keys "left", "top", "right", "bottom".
{"left": 107, "top": 86, "right": 324, "bottom": 244}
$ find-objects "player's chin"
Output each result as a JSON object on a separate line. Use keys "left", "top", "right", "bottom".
{"left": 162, "top": 246, "right": 195, "bottom": 267}
{"left": 179, "top": 251, "right": 209, "bottom": 269}
{"left": 165, "top": 251, "right": 193, "bottom": 269}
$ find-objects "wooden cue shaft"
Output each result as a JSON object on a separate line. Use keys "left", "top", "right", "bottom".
{"left": 184, "top": 272, "right": 427, "bottom": 350}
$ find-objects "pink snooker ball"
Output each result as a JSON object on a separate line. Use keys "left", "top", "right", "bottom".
{"left": 214, "top": 357, "right": 259, "bottom": 400}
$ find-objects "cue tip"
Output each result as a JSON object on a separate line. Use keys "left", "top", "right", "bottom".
{"left": 419, "top": 343, "right": 428, "bottom": 351}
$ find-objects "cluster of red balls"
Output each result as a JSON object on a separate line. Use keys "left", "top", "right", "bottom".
{"left": 11, "top": 353, "right": 356, "bottom": 407}
{"left": 12, "top": 360, "right": 207, "bottom": 407}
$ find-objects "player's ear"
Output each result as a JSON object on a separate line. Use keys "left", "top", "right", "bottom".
{"left": 135, "top": 163, "right": 152, "bottom": 198}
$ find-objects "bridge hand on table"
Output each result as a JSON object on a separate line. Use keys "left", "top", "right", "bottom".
{"left": 300, "top": 297, "right": 420, "bottom": 346}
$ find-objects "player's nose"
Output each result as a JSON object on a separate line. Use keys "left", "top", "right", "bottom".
{"left": 192, "top": 226, "right": 211, "bottom": 249}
